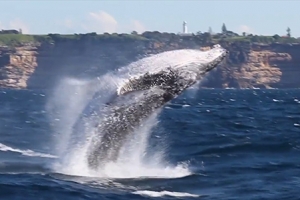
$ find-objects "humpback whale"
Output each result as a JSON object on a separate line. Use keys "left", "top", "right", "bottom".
{"left": 84, "top": 44, "right": 228, "bottom": 170}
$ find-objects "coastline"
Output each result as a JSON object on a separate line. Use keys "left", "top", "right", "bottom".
{"left": 0, "top": 32, "right": 300, "bottom": 89}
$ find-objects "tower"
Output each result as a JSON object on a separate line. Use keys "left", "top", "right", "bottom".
{"left": 183, "top": 21, "right": 188, "bottom": 34}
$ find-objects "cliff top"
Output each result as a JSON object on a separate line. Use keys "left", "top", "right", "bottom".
{"left": 1, "top": 31, "right": 300, "bottom": 48}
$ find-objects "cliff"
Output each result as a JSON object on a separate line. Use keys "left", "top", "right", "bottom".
{"left": 0, "top": 46, "right": 38, "bottom": 88}
{"left": 0, "top": 33, "right": 299, "bottom": 89}
{"left": 203, "top": 42, "right": 300, "bottom": 88}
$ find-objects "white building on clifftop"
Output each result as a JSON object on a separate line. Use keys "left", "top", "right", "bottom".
{"left": 183, "top": 21, "right": 188, "bottom": 33}
{"left": 178, "top": 21, "right": 193, "bottom": 36}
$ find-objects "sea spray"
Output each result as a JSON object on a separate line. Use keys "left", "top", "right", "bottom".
{"left": 47, "top": 75, "right": 121, "bottom": 175}
{"left": 47, "top": 46, "right": 226, "bottom": 178}
{"left": 46, "top": 77, "right": 97, "bottom": 156}
{"left": 49, "top": 77, "right": 190, "bottom": 178}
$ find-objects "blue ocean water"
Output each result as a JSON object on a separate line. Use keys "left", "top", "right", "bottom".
{"left": 0, "top": 88, "right": 300, "bottom": 200}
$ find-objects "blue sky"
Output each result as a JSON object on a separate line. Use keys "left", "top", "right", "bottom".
{"left": 1, "top": 1, "right": 300, "bottom": 37}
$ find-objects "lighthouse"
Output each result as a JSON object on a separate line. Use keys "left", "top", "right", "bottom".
{"left": 183, "top": 21, "right": 188, "bottom": 34}
{"left": 178, "top": 21, "right": 192, "bottom": 36}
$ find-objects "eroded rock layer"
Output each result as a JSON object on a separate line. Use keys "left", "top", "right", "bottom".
{"left": 0, "top": 41, "right": 299, "bottom": 89}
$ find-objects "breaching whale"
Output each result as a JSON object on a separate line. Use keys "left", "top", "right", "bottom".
{"left": 84, "top": 44, "right": 228, "bottom": 170}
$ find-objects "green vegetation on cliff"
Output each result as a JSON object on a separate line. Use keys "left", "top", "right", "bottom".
{"left": 218, "top": 35, "right": 299, "bottom": 44}
{"left": 0, "top": 32, "right": 148, "bottom": 47}
{"left": 0, "top": 34, "right": 36, "bottom": 46}
{"left": 0, "top": 30, "right": 300, "bottom": 48}
{"left": 33, "top": 32, "right": 148, "bottom": 44}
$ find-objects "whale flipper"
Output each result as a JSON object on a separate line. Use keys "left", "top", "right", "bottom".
{"left": 118, "top": 68, "right": 195, "bottom": 97}
{"left": 118, "top": 68, "right": 174, "bottom": 94}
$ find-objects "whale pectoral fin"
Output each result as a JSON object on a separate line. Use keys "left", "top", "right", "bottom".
{"left": 118, "top": 70, "right": 179, "bottom": 95}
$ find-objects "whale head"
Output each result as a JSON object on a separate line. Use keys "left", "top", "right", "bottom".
{"left": 117, "top": 44, "right": 227, "bottom": 98}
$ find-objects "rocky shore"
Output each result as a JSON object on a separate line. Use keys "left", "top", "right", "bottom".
{"left": 0, "top": 33, "right": 299, "bottom": 89}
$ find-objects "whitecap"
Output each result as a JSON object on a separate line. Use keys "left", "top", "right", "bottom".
{"left": 273, "top": 99, "right": 283, "bottom": 102}
{"left": 0, "top": 143, "right": 57, "bottom": 158}
{"left": 133, "top": 190, "right": 200, "bottom": 198}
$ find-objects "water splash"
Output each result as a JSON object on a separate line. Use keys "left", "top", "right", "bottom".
{"left": 48, "top": 47, "right": 226, "bottom": 178}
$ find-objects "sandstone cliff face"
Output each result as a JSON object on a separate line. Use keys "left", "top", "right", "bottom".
{"left": 1, "top": 38, "right": 203, "bottom": 89}
{"left": 236, "top": 51, "right": 291, "bottom": 88}
{"left": 202, "top": 44, "right": 300, "bottom": 89}
{"left": 0, "top": 40, "right": 299, "bottom": 90}
{"left": 0, "top": 46, "right": 37, "bottom": 89}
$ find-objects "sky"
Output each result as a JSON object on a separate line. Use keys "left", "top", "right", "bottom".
{"left": 1, "top": 0, "right": 300, "bottom": 37}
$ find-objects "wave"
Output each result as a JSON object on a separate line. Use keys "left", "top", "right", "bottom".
{"left": 196, "top": 142, "right": 293, "bottom": 156}
{"left": 0, "top": 143, "right": 57, "bottom": 158}
{"left": 0, "top": 161, "right": 51, "bottom": 174}
{"left": 133, "top": 190, "right": 200, "bottom": 198}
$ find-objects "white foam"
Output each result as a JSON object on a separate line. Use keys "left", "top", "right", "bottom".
{"left": 91, "top": 161, "right": 191, "bottom": 179}
{"left": 133, "top": 190, "right": 200, "bottom": 198}
{"left": 252, "top": 87, "right": 261, "bottom": 90}
{"left": 273, "top": 99, "right": 283, "bottom": 102}
{"left": 0, "top": 143, "right": 57, "bottom": 158}
{"left": 54, "top": 111, "right": 191, "bottom": 179}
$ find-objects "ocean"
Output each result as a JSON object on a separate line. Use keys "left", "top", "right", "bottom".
{"left": 0, "top": 88, "right": 299, "bottom": 200}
